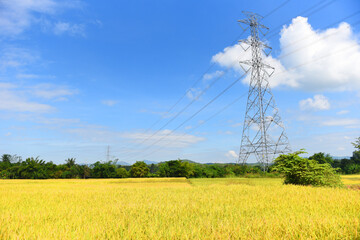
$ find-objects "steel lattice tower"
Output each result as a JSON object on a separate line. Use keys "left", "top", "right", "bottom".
{"left": 237, "top": 11, "right": 291, "bottom": 170}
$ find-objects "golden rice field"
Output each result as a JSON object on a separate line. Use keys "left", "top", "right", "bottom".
{"left": 341, "top": 174, "right": 360, "bottom": 185}
{"left": 0, "top": 177, "right": 359, "bottom": 240}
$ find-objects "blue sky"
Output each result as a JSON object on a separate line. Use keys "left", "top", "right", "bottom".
{"left": 0, "top": 0, "right": 359, "bottom": 164}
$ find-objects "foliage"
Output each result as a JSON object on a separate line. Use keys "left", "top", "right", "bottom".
{"left": 309, "top": 152, "right": 334, "bottom": 165}
{"left": 273, "top": 150, "right": 343, "bottom": 187}
{"left": 116, "top": 168, "right": 129, "bottom": 178}
{"left": 92, "top": 161, "right": 117, "bottom": 178}
{"left": 158, "top": 160, "right": 193, "bottom": 178}
{"left": 130, "top": 161, "right": 149, "bottom": 178}
{"left": 352, "top": 137, "right": 360, "bottom": 150}
{"left": 1, "top": 137, "right": 360, "bottom": 179}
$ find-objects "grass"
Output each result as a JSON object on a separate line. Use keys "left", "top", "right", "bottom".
{"left": 0, "top": 177, "right": 359, "bottom": 239}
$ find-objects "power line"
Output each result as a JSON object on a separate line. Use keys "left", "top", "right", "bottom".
{"left": 125, "top": 18, "right": 360, "bottom": 162}
{"left": 123, "top": 72, "right": 249, "bottom": 162}
{"left": 140, "top": 93, "right": 248, "bottom": 160}
{"left": 118, "top": 67, "right": 232, "bottom": 159}
{"left": 279, "top": 10, "right": 360, "bottom": 52}
{"left": 277, "top": 19, "right": 360, "bottom": 60}
{"left": 139, "top": 42, "right": 359, "bottom": 162}
{"left": 265, "top": 0, "right": 338, "bottom": 40}
{"left": 118, "top": 0, "right": 334, "bottom": 160}
{"left": 262, "top": 0, "right": 292, "bottom": 19}
{"left": 116, "top": 0, "right": 293, "bottom": 157}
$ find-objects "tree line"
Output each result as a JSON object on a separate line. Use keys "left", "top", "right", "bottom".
{"left": 1, "top": 138, "right": 359, "bottom": 179}
{"left": 0, "top": 156, "right": 273, "bottom": 179}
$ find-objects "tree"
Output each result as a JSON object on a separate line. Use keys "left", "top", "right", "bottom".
{"left": 309, "top": 152, "right": 334, "bottom": 165}
{"left": 351, "top": 137, "right": 360, "bottom": 164}
{"left": 18, "top": 157, "right": 48, "bottom": 179}
{"left": 65, "top": 158, "right": 76, "bottom": 168}
{"left": 78, "top": 165, "right": 91, "bottom": 179}
{"left": 130, "top": 161, "right": 149, "bottom": 178}
{"left": 273, "top": 150, "right": 343, "bottom": 187}
{"left": 92, "top": 161, "right": 117, "bottom": 178}
{"left": 116, "top": 168, "right": 129, "bottom": 178}
{"left": 352, "top": 137, "right": 360, "bottom": 150}
{"left": 158, "top": 160, "right": 193, "bottom": 178}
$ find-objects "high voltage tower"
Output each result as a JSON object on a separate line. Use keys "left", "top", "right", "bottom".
{"left": 237, "top": 11, "right": 291, "bottom": 170}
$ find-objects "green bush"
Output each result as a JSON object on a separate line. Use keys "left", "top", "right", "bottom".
{"left": 273, "top": 150, "right": 343, "bottom": 188}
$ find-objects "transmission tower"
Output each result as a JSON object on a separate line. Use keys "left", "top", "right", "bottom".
{"left": 237, "top": 11, "right": 291, "bottom": 170}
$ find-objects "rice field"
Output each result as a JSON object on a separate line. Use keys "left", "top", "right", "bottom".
{"left": 341, "top": 174, "right": 360, "bottom": 185}
{"left": 0, "top": 177, "right": 359, "bottom": 239}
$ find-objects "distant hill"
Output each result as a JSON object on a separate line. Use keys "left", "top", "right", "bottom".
{"left": 143, "top": 160, "right": 158, "bottom": 165}
{"left": 179, "top": 159, "right": 198, "bottom": 164}
{"left": 332, "top": 156, "right": 351, "bottom": 160}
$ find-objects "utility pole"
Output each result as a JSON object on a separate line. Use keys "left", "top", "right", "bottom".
{"left": 237, "top": 11, "right": 291, "bottom": 171}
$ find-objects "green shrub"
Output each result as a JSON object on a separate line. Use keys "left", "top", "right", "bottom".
{"left": 273, "top": 150, "right": 343, "bottom": 188}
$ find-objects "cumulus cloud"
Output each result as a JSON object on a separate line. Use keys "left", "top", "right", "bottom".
{"left": 225, "top": 150, "right": 238, "bottom": 159}
{"left": 299, "top": 94, "right": 330, "bottom": 111}
{"left": 212, "top": 16, "right": 360, "bottom": 92}
{"left": 121, "top": 129, "right": 205, "bottom": 148}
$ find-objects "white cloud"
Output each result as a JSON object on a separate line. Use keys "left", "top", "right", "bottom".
{"left": 101, "top": 100, "right": 118, "bottom": 106}
{"left": 186, "top": 88, "right": 202, "bottom": 100}
{"left": 0, "top": 47, "right": 39, "bottom": 71}
{"left": 321, "top": 118, "right": 360, "bottom": 127}
{"left": 203, "top": 70, "right": 224, "bottom": 81}
{"left": 0, "top": 0, "right": 57, "bottom": 35}
{"left": 53, "top": 22, "right": 85, "bottom": 36}
{"left": 16, "top": 73, "right": 55, "bottom": 79}
{"left": 0, "top": 82, "right": 76, "bottom": 112}
{"left": 336, "top": 110, "right": 349, "bottom": 115}
{"left": 225, "top": 150, "right": 238, "bottom": 159}
{"left": 0, "top": 89, "right": 53, "bottom": 113}
{"left": 121, "top": 129, "right": 205, "bottom": 148}
{"left": 30, "top": 83, "right": 76, "bottom": 100}
{"left": 231, "top": 122, "right": 242, "bottom": 128}
{"left": 0, "top": 0, "right": 84, "bottom": 36}
{"left": 212, "top": 16, "right": 360, "bottom": 92}
{"left": 299, "top": 94, "right": 330, "bottom": 111}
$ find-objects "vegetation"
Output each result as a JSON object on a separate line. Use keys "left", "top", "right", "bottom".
{"left": 0, "top": 178, "right": 359, "bottom": 239}
{"left": 273, "top": 150, "right": 343, "bottom": 187}
{"left": 129, "top": 161, "right": 150, "bottom": 177}
{"left": 0, "top": 155, "right": 274, "bottom": 179}
{"left": 0, "top": 137, "right": 359, "bottom": 179}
